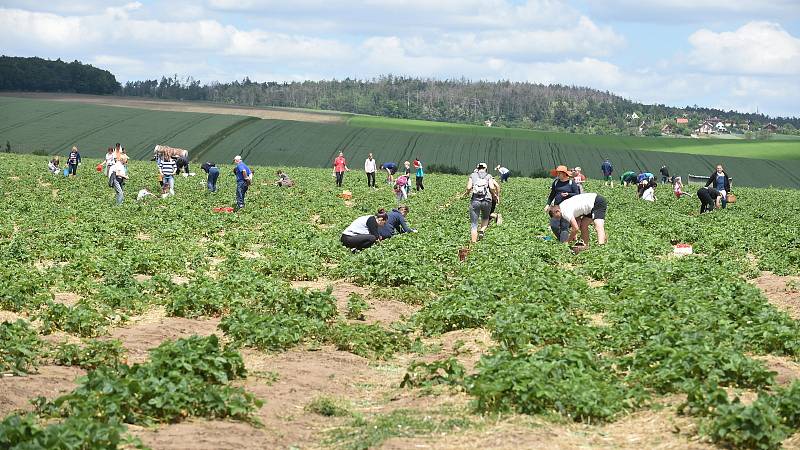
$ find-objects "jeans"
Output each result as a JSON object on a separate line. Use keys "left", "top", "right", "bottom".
{"left": 335, "top": 171, "right": 344, "bottom": 187}
{"left": 341, "top": 233, "right": 377, "bottom": 250}
{"left": 236, "top": 180, "right": 248, "bottom": 209}
{"left": 163, "top": 175, "right": 175, "bottom": 195}
{"left": 68, "top": 163, "right": 77, "bottom": 176}
{"left": 366, "top": 172, "right": 375, "bottom": 187}
{"left": 207, "top": 167, "right": 220, "bottom": 192}
{"left": 501, "top": 173, "right": 510, "bottom": 182}
{"left": 415, "top": 176, "right": 424, "bottom": 191}
{"left": 112, "top": 177, "right": 124, "bottom": 204}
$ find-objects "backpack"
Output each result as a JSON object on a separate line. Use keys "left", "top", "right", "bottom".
{"left": 472, "top": 172, "right": 491, "bottom": 199}
{"left": 395, "top": 176, "right": 407, "bottom": 187}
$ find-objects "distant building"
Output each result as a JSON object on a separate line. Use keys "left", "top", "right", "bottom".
{"left": 630, "top": 112, "right": 640, "bottom": 120}
{"left": 694, "top": 121, "right": 714, "bottom": 135}
{"left": 676, "top": 117, "right": 689, "bottom": 125}
{"left": 715, "top": 122, "right": 728, "bottom": 133}
{"left": 763, "top": 123, "right": 778, "bottom": 132}
{"left": 661, "top": 124, "right": 675, "bottom": 134}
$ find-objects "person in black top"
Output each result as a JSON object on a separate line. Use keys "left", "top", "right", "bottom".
{"left": 659, "top": 165, "right": 670, "bottom": 184}
{"left": 705, "top": 164, "right": 732, "bottom": 208}
{"left": 544, "top": 165, "right": 580, "bottom": 210}
{"left": 176, "top": 155, "right": 191, "bottom": 175}
{"left": 697, "top": 187, "right": 722, "bottom": 214}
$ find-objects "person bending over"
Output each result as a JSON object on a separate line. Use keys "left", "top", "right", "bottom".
{"left": 341, "top": 210, "right": 388, "bottom": 252}
{"left": 547, "top": 193, "right": 608, "bottom": 246}
{"left": 378, "top": 206, "right": 416, "bottom": 239}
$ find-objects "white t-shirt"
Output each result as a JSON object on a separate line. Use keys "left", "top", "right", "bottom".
{"left": 110, "top": 161, "right": 127, "bottom": 178}
{"left": 364, "top": 158, "right": 376, "bottom": 173}
{"left": 642, "top": 187, "right": 655, "bottom": 201}
{"left": 498, "top": 167, "right": 509, "bottom": 175}
{"left": 558, "top": 193, "right": 597, "bottom": 221}
{"left": 105, "top": 153, "right": 115, "bottom": 166}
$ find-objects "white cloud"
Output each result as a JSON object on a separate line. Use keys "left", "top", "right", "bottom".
{"left": 587, "top": 0, "right": 800, "bottom": 23}
{"left": 688, "top": 22, "right": 800, "bottom": 75}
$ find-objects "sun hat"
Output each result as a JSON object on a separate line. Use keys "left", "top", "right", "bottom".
{"left": 476, "top": 162, "right": 487, "bottom": 170}
{"left": 550, "top": 165, "right": 571, "bottom": 177}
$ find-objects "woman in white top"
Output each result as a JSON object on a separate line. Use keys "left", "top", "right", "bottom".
{"left": 641, "top": 180, "right": 657, "bottom": 202}
{"left": 341, "top": 210, "right": 389, "bottom": 252}
{"left": 364, "top": 153, "right": 377, "bottom": 188}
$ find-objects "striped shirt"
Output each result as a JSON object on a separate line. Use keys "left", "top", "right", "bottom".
{"left": 160, "top": 160, "right": 177, "bottom": 176}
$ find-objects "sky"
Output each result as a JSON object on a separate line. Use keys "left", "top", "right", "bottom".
{"left": 1, "top": 0, "right": 799, "bottom": 117}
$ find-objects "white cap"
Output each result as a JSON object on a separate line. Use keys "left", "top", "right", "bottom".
{"left": 233, "top": 155, "right": 242, "bottom": 162}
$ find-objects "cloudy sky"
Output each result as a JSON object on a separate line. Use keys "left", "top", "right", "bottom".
{"left": 1, "top": 0, "right": 799, "bottom": 117}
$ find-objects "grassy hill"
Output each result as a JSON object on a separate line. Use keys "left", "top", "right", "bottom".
{"left": 2, "top": 95, "right": 800, "bottom": 189}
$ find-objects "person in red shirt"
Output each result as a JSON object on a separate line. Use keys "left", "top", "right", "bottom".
{"left": 333, "top": 152, "right": 349, "bottom": 187}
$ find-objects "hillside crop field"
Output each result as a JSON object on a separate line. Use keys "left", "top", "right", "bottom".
{"left": 1, "top": 153, "right": 800, "bottom": 449}
{"left": 2, "top": 95, "right": 800, "bottom": 189}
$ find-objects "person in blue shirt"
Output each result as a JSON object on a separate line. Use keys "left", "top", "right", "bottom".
{"left": 545, "top": 165, "right": 580, "bottom": 210}
{"left": 705, "top": 164, "right": 731, "bottom": 208}
{"left": 381, "top": 162, "right": 398, "bottom": 184}
{"left": 233, "top": 155, "right": 252, "bottom": 211}
{"left": 378, "top": 206, "right": 416, "bottom": 239}
{"left": 601, "top": 159, "right": 613, "bottom": 187}
{"left": 201, "top": 162, "right": 220, "bottom": 192}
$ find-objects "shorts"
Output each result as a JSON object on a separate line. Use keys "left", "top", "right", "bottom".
{"left": 590, "top": 195, "right": 607, "bottom": 220}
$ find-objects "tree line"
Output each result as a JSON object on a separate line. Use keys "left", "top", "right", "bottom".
{"left": 1, "top": 56, "right": 797, "bottom": 134}
{"left": 119, "top": 75, "right": 800, "bottom": 134}
{"left": 0, "top": 56, "right": 120, "bottom": 95}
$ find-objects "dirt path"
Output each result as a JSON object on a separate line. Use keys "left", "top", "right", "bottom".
{"left": 0, "top": 92, "right": 346, "bottom": 124}
{"left": 751, "top": 272, "right": 800, "bottom": 320}
{"left": 0, "top": 366, "right": 85, "bottom": 417}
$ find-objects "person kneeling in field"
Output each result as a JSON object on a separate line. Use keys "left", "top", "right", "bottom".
{"left": 341, "top": 210, "right": 388, "bottom": 253}
{"left": 547, "top": 193, "right": 608, "bottom": 246}
{"left": 275, "top": 170, "right": 294, "bottom": 187}
{"left": 378, "top": 206, "right": 416, "bottom": 239}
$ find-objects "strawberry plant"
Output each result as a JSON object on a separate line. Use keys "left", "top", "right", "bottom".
{"left": 51, "top": 339, "right": 126, "bottom": 370}
{"left": 0, "top": 320, "right": 42, "bottom": 375}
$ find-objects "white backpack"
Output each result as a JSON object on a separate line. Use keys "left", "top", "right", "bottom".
{"left": 472, "top": 172, "right": 491, "bottom": 199}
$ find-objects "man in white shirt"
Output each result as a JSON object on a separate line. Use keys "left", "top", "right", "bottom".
{"left": 496, "top": 165, "right": 510, "bottom": 182}
{"left": 547, "top": 193, "right": 607, "bottom": 246}
{"left": 364, "top": 153, "right": 377, "bottom": 188}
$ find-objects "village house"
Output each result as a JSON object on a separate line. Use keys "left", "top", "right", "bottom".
{"left": 675, "top": 117, "right": 689, "bottom": 125}
{"left": 484, "top": 119, "right": 493, "bottom": 127}
{"left": 763, "top": 123, "right": 778, "bottom": 132}
{"left": 694, "top": 121, "right": 715, "bottom": 135}
{"left": 661, "top": 124, "right": 675, "bottom": 135}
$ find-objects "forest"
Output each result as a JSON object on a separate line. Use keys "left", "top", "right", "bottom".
{"left": 0, "top": 56, "right": 120, "bottom": 95}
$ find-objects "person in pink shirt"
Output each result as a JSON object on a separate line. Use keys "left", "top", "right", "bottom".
{"left": 333, "top": 152, "right": 349, "bottom": 187}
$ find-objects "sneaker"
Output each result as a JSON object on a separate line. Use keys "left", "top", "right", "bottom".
{"left": 350, "top": 248, "right": 358, "bottom": 254}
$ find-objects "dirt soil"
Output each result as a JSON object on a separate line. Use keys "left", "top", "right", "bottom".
{"left": 0, "top": 92, "right": 346, "bottom": 124}
{"left": 0, "top": 366, "right": 85, "bottom": 417}
{"left": 107, "top": 307, "right": 221, "bottom": 364}
{"left": 751, "top": 272, "right": 800, "bottom": 320}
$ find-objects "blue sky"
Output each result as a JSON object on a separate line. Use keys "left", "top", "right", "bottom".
{"left": 1, "top": 0, "right": 798, "bottom": 117}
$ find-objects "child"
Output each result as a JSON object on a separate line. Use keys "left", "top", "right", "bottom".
{"left": 641, "top": 179, "right": 657, "bottom": 202}
{"left": 673, "top": 176, "right": 689, "bottom": 198}
{"left": 394, "top": 175, "right": 409, "bottom": 202}
{"left": 573, "top": 167, "right": 586, "bottom": 193}
{"left": 275, "top": 170, "right": 294, "bottom": 187}
{"left": 48, "top": 156, "right": 60, "bottom": 175}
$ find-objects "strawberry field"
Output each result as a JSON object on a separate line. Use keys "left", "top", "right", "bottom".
{"left": 1, "top": 152, "right": 800, "bottom": 449}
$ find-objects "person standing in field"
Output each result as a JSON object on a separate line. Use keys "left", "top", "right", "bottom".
{"left": 463, "top": 162, "right": 499, "bottom": 243}
{"left": 496, "top": 165, "right": 511, "bottom": 183}
{"left": 413, "top": 158, "right": 425, "bottom": 191}
{"left": 159, "top": 154, "right": 177, "bottom": 197}
{"left": 601, "top": 159, "right": 613, "bottom": 187}
{"left": 201, "top": 162, "right": 220, "bottom": 192}
{"left": 573, "top": 167, "right": 586, "bottom": 193}
{"left": 545, "top": 165, "right": 580, "bottom": 210}
{"left": 104, "top": 147, "right": 115, "bottom": 177}
{"left": 340, "top": 210, "right": 388, "bottom": 252}
{"left": 660, "top": 165, "right": 671, "bottom": 184}
{"left": 108, "top": 157, "right": 128, "bottom": 205}
{"left": 364, "top": 153, "right": 377, "bottom": 188}
{"left": 48, "top": 156, "right": 60, "bottom": 175}
{"left": 233, "top": 155, "right": 252, "bottom": 211}
{"left": 697, "top": 186, "right": 722, "bottom": 214}
{"left": 333, "top": 152, "right": 349, "bottom": 187}
{"left": 547, "top": 193, "right": 608, "bottom": 246}
{"left": 66, "top": 146, "right": 81, "bottom": 176}
{"left": 705, "top": 164, "right": 731, "bottom": 208}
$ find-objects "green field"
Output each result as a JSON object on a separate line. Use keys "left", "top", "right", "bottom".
{"left": 1, "top": 152, "right": 800, "bottom": 448}
{"left": 349, "top": 115, "right": 800, "bottom": 160}
{"left": 2, "top": 95, "right": 800, "bottom": 189}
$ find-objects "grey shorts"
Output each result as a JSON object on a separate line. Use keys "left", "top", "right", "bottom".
{"left": 470, "top": 198, "right": 492, "bottom": 230}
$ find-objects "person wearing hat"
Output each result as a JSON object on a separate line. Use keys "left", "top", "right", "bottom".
{"left": 233, "top": 155, "right": 252, "bottom": 211}
{"left": 547, "top": 193, "right": 608, "bottom": 246}
{"left": 495, "top": 165, "right": 510, "bottom": 183}
{"left": 544, "top": 165, "right": 580, "bottom": 212}
{"left": 463, "top": 163, "right": 499, "bottom": 243}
